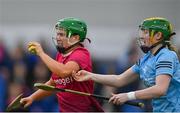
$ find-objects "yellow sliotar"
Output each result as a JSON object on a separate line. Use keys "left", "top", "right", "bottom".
{"left": 28, "top": 46, "right": 37, "bottom": 54}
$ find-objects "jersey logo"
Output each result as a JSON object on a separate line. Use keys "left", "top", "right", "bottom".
{"left": 54, "top": 77, "right": 74, "bottom": 85}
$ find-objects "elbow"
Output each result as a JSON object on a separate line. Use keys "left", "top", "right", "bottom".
{"left": 104, "top": 84, "right": 119, "bottom": 88}
{"left": 156, "top": 92, "right": 165, "bottom": 97}
{"left": 114, "top": 78, "right": 127, "bottom": 88}
{"left": 112, "top": 82, "right": 124, "bottom": 88}
{"left": 111, "top": 84, "right": 120, "bottom": 88}
{"left": 157, "top": 90, "right": 166, "bottom": 97}
{"left": 155, "top": 87, "right": 167, "bottom": 97}
{"left": 56, "top": 70, "right": 71, "bottom": 78}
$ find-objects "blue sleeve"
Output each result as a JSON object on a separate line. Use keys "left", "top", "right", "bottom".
{"left": 131, "top": 59, "right": 140, "bottom": 74}
{"left": 155, "top": 52, "right": 176, "bottom": 77}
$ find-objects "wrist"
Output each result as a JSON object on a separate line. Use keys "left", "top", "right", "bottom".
{"left": 29, "top": 95, "right": 35, "bottom": 101}
{"left": 38, "top": 51, "right": 45, "bottom": 57}
{"left": 90, "top": 73, "right": 96, "bottom": 81}
{"left": 127, "top": 92, "right": 136, "bottom": 100}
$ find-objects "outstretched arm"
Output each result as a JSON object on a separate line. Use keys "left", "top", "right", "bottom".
{"left": 73, "top": 67, "right": 139, "bottom": 87}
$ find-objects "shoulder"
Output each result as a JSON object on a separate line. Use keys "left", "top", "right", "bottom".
{"left": 156, "top": 48, "right": 178, "bottom": 60}
{"left": 73, "top": 47, "right": 89, "bottom": 53}
{"left": 66, "top": 47, "right": 91, "bottom": 61}
{"left": 68, "top": 47, "right": 92, "bottom": 70}
{"left": 71, "top": 47, "right": 90, "bottom": 56}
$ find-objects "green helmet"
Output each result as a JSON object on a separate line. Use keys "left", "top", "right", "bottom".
{"left": 55, "top": 17, "right": 87, "bottom": 42}
{"left": 139, "top": 17, "right": 173, "bottom": 40}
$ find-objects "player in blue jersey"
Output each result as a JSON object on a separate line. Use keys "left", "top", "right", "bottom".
{"left": 72, "top": 17, "right": 180, "bottom": 112}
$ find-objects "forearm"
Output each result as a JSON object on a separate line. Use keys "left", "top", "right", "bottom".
{"left": 90, "top": 68, "right": 138, "bottom": 87}
{"left": 134, "top": 75, "right": 170, "bottom": 100}
{"left": 30, "top": 80, "right": 55, "bottom": 101}
{"left": 91, "top": 74, "right": 135, "bottom": 87}
{"left": 91, "top": 73, "right": 120, "bottom": 87}
{"left": 39, "top": 52, "right": 66, "bottom": 77}
{"left": 135, "top": 85, "right": 165, "bottom": 100}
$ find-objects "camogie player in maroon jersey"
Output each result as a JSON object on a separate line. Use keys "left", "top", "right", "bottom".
{"left": 20, "top": 17, "right": 103, "bottom": 112}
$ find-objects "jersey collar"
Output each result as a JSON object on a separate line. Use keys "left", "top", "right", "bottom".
{"left": 153, "top": 45, "right": 165, "bottom": 56}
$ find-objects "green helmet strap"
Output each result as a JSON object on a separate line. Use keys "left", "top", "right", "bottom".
{"left": 67, "top": 31, "right": 72, "bottom": 38}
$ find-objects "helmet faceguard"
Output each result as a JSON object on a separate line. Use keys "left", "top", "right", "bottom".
{"left": 137, "top": 29, "right": 151, "bottom": 53}
{"left": 52, "top": 17, "right": 87, "bottom": 54}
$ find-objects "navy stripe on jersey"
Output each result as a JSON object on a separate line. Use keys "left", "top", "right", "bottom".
{"left": 156, "top": 66, "right": 172, "bottom": 69}
{"left": 156, "top": 64, "right": 172, "bottom": 67}
{"left": 156, "top": 61, "right": 172, "bottom": 69}
{"left": 136, "top": 59, "right": 140, "bottom": 66}
{"left": 158, "top": 61, "right": 172, "bottom": 64}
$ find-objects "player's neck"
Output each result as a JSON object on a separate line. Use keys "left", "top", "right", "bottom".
{"left": 151, "top": 43, "right": 163, "bottom": 55}
{"left": 63, "top": 44, "right": 81, "bottom": 55}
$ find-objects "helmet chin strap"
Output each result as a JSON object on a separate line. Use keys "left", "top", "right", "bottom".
{"left": 53, "top": 31, "right": 81, "bottom": 54}
{"left": 56, "top": 41, "right": 80, "bottom": 54}
{"left": 140, "top": 40, "right": 163, "bottom": 53}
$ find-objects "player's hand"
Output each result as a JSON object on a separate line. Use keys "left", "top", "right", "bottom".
{"left": 28, "top": 42, "right": 44, "bottom": 56}
{"left": 109, "top": 93, "right": 128, "bottom": 105}
{"left": 20, "top": 96, "right": 34, "bottom": 108}
{"left": 72, "top": 70, "right": 92, "bottom": 82}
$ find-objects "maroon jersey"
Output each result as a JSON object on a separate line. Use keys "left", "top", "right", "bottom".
{"left": 51, "top": 47, "right": 103, "bottom": 112}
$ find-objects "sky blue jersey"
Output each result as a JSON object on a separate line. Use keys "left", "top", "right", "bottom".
{"left": 132, "top": 47, "right": 180, "bottom": 112}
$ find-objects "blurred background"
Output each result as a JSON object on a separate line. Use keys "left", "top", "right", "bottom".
{"left": 0, "top": 0, "right": 180, "bottom": 112}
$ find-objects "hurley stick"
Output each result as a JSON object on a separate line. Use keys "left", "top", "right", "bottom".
{"left": 34, "top": 83, "right": 144, "bottom": 108}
